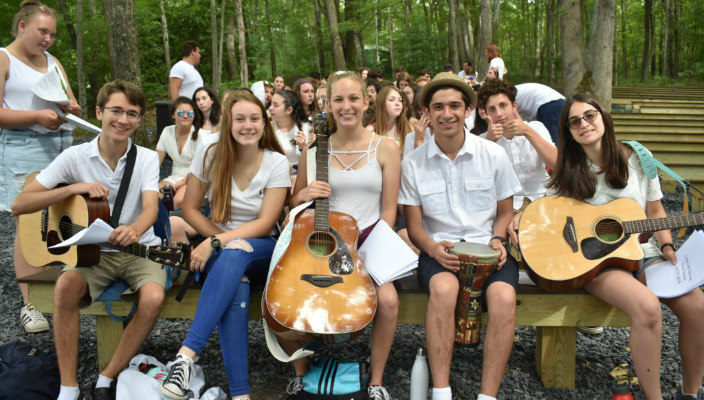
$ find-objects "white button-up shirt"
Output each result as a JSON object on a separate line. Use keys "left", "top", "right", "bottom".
{"left": 399, "top": 132, "right": 521, "bottom": 244}
{"left": 480, "top": 121, "right": 554, "bottom": 209}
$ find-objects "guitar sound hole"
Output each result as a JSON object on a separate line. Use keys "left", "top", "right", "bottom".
{"left": 594, "top": 217, "right": 623, "bottom": 243}
{"left": 307, "top": 231, "right": 337, "bottom": 257}
{"left": 59, "top": 215, "right": 74, "bottom": 241}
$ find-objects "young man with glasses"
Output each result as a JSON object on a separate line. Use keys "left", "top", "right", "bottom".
{"left": 12, "top": 80, "right": 164, "bottom": 400}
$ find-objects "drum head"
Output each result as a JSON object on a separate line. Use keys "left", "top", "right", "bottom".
{"left": 448, "top": 242, "right": 500, "bottom": 264}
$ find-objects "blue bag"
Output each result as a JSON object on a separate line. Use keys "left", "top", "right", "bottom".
{"left": 297, "top": 358, "right": 369, "bottom": 400}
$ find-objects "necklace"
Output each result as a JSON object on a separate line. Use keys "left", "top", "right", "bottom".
{"left": 241, "top": 149, "right": 263, "bottom": 182}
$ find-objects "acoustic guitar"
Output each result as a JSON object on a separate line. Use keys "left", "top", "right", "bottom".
{"left": 18, "top": 173, "right": 190, "bottom": 270}
{"left": 264, "top": 113, "right": 377, "bottom": 341}
{"left": 518, "top": 196, "right": 704, "bottom": 292}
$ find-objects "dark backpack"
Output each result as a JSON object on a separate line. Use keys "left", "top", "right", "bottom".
{"left": 0, "top": 341, "right": 60, "bottom": 399}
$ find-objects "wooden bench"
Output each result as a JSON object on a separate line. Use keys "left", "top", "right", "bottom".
{"left": 20, "top": 268, "right": 630, "bottom": 390}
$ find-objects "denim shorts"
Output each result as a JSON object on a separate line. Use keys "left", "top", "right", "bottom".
{"left": 0, "top": 128, "right": 72, "bottom": 211}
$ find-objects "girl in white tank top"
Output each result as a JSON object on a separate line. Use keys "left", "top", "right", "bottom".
{"left": 288, "top": 71, "right": 402, "bottom": 398}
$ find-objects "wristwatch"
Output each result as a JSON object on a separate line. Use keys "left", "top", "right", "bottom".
{"left": 210, "top": 235, "right": 221, "bottom": 251}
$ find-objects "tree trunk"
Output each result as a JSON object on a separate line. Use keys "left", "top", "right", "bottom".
{"left": 559, "top": 0, "right": 588, "bottom": 98}
{"left": 621, "top": 0, "right": 627, "bottom": 78}
{"left": 102, "top": 0, "right": 141, "bottom": 85}
{"left": 210, "top": 0, "right": 219, "bottom": 91}
{"left": 344, "top": 0, "right": 360, "bottom": 70}
{"left": 226, "top": 0, "right": 236, "bottom": 80}
{"left": 235, "top": 0, "right": 248, "bottom": 86}
{"left": 313, "top": 0, "right": 326, "bottom": 72}
{"left": 265, "top": 0, "right": 276, "bottom": 75}
{"left": 672, "top": 0, "right": 680, "bottom": 75}
{"left": 324, "top": 0, "right": 347, "bottom": 70}
{"left": 479, "top": 0, "right": 492, "bottom": 76}
{"left": 76, "top": 0, "right": 85, "bottom": 109}
{"left": 458, "top": 0, "right": 473, "bottom": 63}
{"left": 533, "top": 0, "right": 540, "bottom": 78}
{"left": 641, "top": 0, "right": 654, "bottom": 82}
{"left": 492, "top": 0, "right": 501, "bottom": 36}
{"left": 56, "top": 0, "right": 77, "bottom": 47}
{"left": 388, "top": 3, "right": 395, "bottom": 72}
{"left": 158, "top": 0, "right": 171, "bottom": 77}
{"left": 663, "top": 0, "right": 671, "bottom": 77}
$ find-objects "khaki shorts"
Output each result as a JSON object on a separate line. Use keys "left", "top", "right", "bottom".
{"left": 62, "top": 252, "right": 166, "bottom": 308}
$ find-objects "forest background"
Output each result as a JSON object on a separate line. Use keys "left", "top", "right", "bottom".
{"left": 1, "top": 0, "right": 703, "bottom": 143}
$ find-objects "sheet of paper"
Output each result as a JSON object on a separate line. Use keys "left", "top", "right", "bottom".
{"left": 62, "top": 113, "right": 101, "bottom": 134}
{"left": 645, "top": 230, "right": 704, "bottom": 298}
{"left": 31, "top": 67, "right": 71, "bottom": 105}
{"left": 48, "top": 218, "right": 114, "bottom": 249}
{"left": 358, "top": 220, "right": 418, "bottom": 286}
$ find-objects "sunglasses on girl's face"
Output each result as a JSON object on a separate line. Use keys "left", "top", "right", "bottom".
{"left": 176, "top": 110, "right": 195, "bottom": 118}
{"left": 568, "top": 109, "right": 600, "bottom": 129}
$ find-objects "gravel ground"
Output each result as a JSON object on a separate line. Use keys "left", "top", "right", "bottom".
{"left": 0, "top": 183, "right": 698, "bottom": 399}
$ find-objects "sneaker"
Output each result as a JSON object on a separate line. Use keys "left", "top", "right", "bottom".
{"left": 20, "top": 303, "right": 50, "bottom": 333}
{"left": 160, "top": 354, "right": 194, "bottom": 400}
{"left": 577, "top": 326, "right": 604, "bottom": 335}
{"left": 286, "top": 375, "right": 303, "bottom": 396}
{"left": 368, "top": 385, "right": 391, "bottom": 400}
{"left": 90, "top": 382, "right": 116, "bottom": 400}
{"left": 675, "top": 388, "right": 704, "bottom": 400}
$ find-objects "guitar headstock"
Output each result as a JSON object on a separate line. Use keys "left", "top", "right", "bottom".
{"left": 313, "top": 112, "right": 329, "bottom": 138}
{"left": 147, "top": 243, "right": 191, "bottom": 270}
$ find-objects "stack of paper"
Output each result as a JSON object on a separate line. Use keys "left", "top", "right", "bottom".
{"left": 645, "top": 230, "right": 704, "bottom": 298}
{"left": 358, "top": 220, "right": 418, "bottom": 286}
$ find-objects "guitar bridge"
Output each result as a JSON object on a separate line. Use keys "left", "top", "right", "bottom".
{"left": 563, "top": 216, "right": 578, "bottom": 253}
{"left": 300, "top": 274, "right": 343, "bottom": 287}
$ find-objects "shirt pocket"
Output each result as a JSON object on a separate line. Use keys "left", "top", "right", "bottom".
{"left": 464, "top": 177, "right": 496, "bottom": 211}
{"left": 418, "top": 181, "right": 447, "bottom": 215}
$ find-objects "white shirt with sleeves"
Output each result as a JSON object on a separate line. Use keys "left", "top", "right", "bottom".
{"left": 190, "top": 147, "right": 291, "bottom": 232}
{"left": 156, "top": 125, "right": 202, "bottom": 184}
{"left": 489, "top": 57, "right": 506, "bottom": 80}
{"left": 35, "top": 136, "right": 160, "bottom": 246}
{"left": 169, "top": 60, "right": 204, "bottom": 99}
{"left": 480, "top": 120, "right": 554, "bottom": 209}
{"left": 515, "top": 83, "right": 565, "bottom": 120}
{"left": 399, "top": 132, "right": 521, "bottom": 244}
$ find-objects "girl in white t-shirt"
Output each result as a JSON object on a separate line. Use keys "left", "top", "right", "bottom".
{"left": 369, "top": 86, "right": 413, "bottom": 151}
{"left": 293, "top": 77, "right": 319, "bottom": 120}
{"left": 156, "top": 97, "right": 202, "bottom": 208}
{"left": 160, "top": 91, "right": 290, "bottom": 400}
{"left": 485, "top": 43, "right": 507, "bottom": 80}
{"left": 511, "top": 94, "right": 704, "bottom": 400}
{"left": 268, "top": 89, "right": 312, "bottom": 185}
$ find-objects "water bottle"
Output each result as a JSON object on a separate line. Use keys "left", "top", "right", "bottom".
{"left": 410, "top": 347, "right": 429, "bottom": 400}
{"left": 161, "top": 185, "right": 175, "bottom": 212}
{"left": 611, "top": 380, "right": 634, "bottom": 400}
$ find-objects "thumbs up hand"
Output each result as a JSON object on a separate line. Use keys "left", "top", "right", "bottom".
{"left": 485, "top": 114, "right": 504, "bottom": 142}
{"left": 503, "top": 108, "right": 526, "bottom": 140}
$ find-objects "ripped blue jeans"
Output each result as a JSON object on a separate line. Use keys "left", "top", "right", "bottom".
{"left": 182, "top": 237, "right": 275, "bottom": 396}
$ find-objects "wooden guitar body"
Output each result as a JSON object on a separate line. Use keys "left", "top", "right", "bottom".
{"left": 264, "top": 209, "right": 377, "bottom": 339}
{"left": 518, "top": 196, "right": 645, "bottom": 292}
{"left": 18, "top": 175, "right": 108, "bottom": 268}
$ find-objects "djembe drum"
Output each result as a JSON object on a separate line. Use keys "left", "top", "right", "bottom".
{"left": 449, "top": 242, "right": 500, "bottom": 344}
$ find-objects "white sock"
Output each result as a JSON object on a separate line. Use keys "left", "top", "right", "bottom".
{"left": 477, "top": 394, "right": 497, "bottom": 400}
{"left": 95, "top": 374, "right": 114, "bottom": 388}
{"left": 57, "top": 385, "right": 80, "bottom": 400}
{"left": 176, "top": 352, "right": 195, "bottom": 363}
{"left": 432, "top": 386, "right": 452, "bottom": 400}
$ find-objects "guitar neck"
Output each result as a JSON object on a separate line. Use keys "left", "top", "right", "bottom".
{"left": 314, "top": 114, "right": 330, "bottom": 232}
{"left": 107, "top": 241, "right": 151, "bottom": 259}
{"left": 624, "top": 213, "right": 704, "bottom": 234}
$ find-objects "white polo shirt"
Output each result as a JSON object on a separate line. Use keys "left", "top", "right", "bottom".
{"left": 36, "top": 136, "right": 161, "bottom": 246}
{"left": 479, "top": 120, "right": 554, "bottom": 209}
{"left": 399, "top": 132, "right": 521, "bottom": 244}
{"left": 169, "top": 60, "right": 204, "bottom": 99}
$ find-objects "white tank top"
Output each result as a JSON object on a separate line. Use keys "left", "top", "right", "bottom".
{"left": 327, "top": 134, "right": 383, "bottom": 231}
{"left": 1, "top": 48, "right": 73, "bottom": 133}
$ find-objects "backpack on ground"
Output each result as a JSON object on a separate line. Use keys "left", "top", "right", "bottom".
{"left": 0, "top": 341, "right": 60, "bottom": 399}
{"left": 295, "top": 358, "right": 370, "bottom": 400}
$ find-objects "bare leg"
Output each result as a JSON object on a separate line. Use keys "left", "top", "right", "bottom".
{"left": 53, "top": 271, "right": 89, "bottom": 386}
{"left": 479, "top": 282, "right": 516, "bottom": 396}
{"left": 585, "top": 269, "right": 663, "bottom": 399}
{"left": 425, "top": 272, "right": 459, "bottom": 389}
{"left": 169, "top": 216, "right": 197, "bottom": 244}
{"left": 660, "top": 288, "right": 704, "bottom": 394}
{"left": 369, "top": 282, "right": 399, "bottom": 385}
{"left": 101, "top": 282, "right": 164, "bottom": 378}
{"left": 174, "top": 185, "right": 187, "bottom": 209}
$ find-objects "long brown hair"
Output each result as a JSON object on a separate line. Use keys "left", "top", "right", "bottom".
{"left": 485, "top": 43, "right": 500, "bottom": 63}
{"left": 546, "top": 94, "right": 629, "bottom": 200}
{"left": 205, "top": 90, "right": 284, "bottom": 223}
{"left": 293, "top": 77, "right": 320, "bottom": 116}
{"left": 375, "top": 86, "right": 411, "bottom": 151}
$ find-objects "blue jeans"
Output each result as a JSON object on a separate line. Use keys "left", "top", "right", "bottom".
{"left": 536, "top": 99, "right": 565, "bottom": 146}
{"left": 0, "top": 128, "right": 72, "bottom": 211}
{"left": 182, "top": 237, "right": 275, "bottom": 396}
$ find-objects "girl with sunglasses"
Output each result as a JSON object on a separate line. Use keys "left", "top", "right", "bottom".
{"left": 509, "top": 94, "right": 704, "bottom": 399}
{"left": 156, "top": 96, "right": 202, "bottom": 208}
